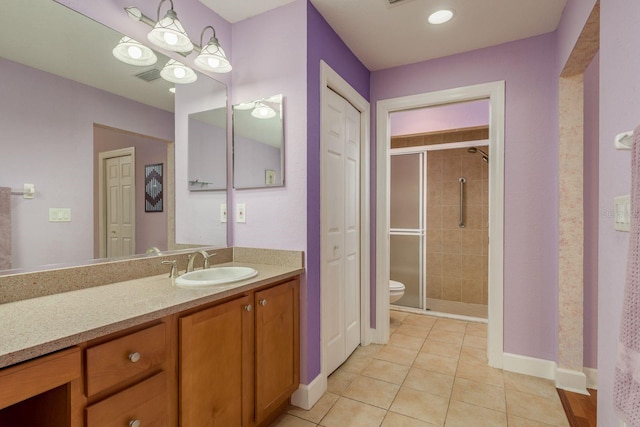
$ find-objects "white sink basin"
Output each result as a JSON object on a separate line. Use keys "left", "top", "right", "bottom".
{"left": 175, "top": 266, "right": 258, "bottom": 288}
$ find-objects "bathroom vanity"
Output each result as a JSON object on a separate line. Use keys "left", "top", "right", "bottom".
{"left": 0, "top": 249, "right": 303, "bottom": 427}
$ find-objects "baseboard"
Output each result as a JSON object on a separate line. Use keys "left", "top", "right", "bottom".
{"left": 556, "top": 367, "right": 589, "bottom": 395}
{"left": 290, "top": 373, "right": 327, "bottom": 410}
{"left": 503, "top": 353, "right": 590, "bottom": 395}
{"left": 502, "top": 352, "right": 557, "bottom": 380}
{"left": 584, "top": 367, "right": 597, "bottom": 390}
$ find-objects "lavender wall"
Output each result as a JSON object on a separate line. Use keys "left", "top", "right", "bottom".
{"left": 306, "top": 2, "right": 371, "bottom": 382}
{"left": 598, "top": 1, "right": 640, "bottom": 423}
{"left": 372, "top": 33, "right": 559, "bottom": 361}
{"left": 583, "top": 52, "right": 598, "bottom": 370}
{"left": 390, "top": 99, "right": 490, "bottom": 136}
{"left": 0, "top": 58, "right": 173, "bottom": 270}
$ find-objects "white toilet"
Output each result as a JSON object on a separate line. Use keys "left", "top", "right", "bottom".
{"left": 389, "top": 280, "right": 406, "bottom": 303}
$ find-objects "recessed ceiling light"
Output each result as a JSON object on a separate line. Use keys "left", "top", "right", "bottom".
{"left": 428, "top": 9, "right": 454, "bottom": 25}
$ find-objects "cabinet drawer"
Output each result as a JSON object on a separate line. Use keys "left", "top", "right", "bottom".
{"left": 86, "top": 372, "right": 167, "bottom": 427}
{"left": 86, "top": 323, "right": 166, "bottom": 396}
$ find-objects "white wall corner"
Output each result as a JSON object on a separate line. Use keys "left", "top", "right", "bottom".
{"left": 502, "top": 353, "right": 557, "bottom": 380}
{"left": 556, "top": 367, "right": 589, "bottom": 395}
{"left": 290, "top": 373, "right": 327, "bottom": 410}
{"left": 583, "top": 367, "right": 597, "bottom": 390}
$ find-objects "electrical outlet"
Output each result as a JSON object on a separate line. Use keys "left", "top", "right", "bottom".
{"left": 236, "top": 203, "right": 246, "bottom": 223}
{"left": 220, "top": 204, "right": 227, "bottom": 223}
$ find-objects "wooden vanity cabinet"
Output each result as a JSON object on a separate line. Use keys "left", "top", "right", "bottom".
{"left": 179, "top": 277, "right": 300, "bottom": 427}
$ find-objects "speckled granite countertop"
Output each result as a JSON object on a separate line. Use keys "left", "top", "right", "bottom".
{"left": 0, "top": 261, "right": 303, "bottom": 369}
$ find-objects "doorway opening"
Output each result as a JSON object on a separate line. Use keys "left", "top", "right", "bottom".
{"left": 389, "top": 100, "right": 490, "bottom": 320}
{"left": 376, "top": 81, "right": 505, "bottom": 368}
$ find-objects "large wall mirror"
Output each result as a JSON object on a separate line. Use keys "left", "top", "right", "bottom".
{"left": 0, "top": 0, "right": 227, "bottom": 272}
{"left": 233, "top": 94, "right": 284, "bottom": 189}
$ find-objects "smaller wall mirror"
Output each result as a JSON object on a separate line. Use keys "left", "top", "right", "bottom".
{"left": 188, "top": 107, "right": 227, "bottom": 191}
{"left": 233, "top": 94, "right": 284, "bottom": 189}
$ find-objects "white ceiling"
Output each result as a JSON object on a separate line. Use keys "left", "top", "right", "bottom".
{"left": 203, "top": 0, "right": 568, "bottom": 71}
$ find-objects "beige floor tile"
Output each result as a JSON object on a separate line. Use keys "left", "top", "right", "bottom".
{"left": 327, "top": 369, "right": 357, "bottom": 394}
{"left": 396, "top": 324, "right": 432, "bottom": 339}
{"left": 450, "top": 377, "right": 506, "bottom": 412}
{"left": 288, "top": 392, "right": 339, "bottom": 423}
{"left": 382, "top": 412, "right": 439, "bottom": 427}
{"left": 458, "top": 345, "right": 487, "bottom": 365}
{"left": 413, "top": 352, "right": 458, "bottom": 376}
{"left": 465, "top": 322, "right": 487, "bottom": 338}
{"left": 462, "top": 334, "right": 487, "bottom": 350}
{"left": 507, "top": 415, "right": 556, "bottom": 426}
{"left": 362, "top": 358, "right": 411, "bottom": 385}
{"left": 403, "top": 367, "right": 454, "bottom": 398}
{"left": 505, "top": 389, "right": 570, "bottom": 427}
{"left": 375, "top": 345, "right": 419, "bottom": 366}
{"left": 402, "top": 314, "right": 437, "bottom": 329}
{"left": 389, "top": 386, "right": 449, "bottom": 426}
{"left": 428, "top": 329, "right": 465, "bottom": 346}
{"left": 391, "top": 310, "right": 410, "bottom": 323}
{"left": 421, "top": 339, "right": 461, "bottom": 359}
{"left": 444, "top": 400, "right": 507, "bottom": 427}
{"left": 456, "top": 359, "right": 504, "bottom": 388}
{"left": 432, "top": 318, "right": 468, "bottom": 334}
{"left": 354, "top": 343, "right": 384, "bottom": 358}
{"left": 390, "top": 323, "right": 399, "bottom": 334}
{"left": 340, "top": 354, "right": 373, "bottom": 374}
{"left": 389, "top": 332, "right": 426, "bottom": 350}
{"left": 269, "top": 414, "right": 318, "bottom": 427}
{"left": 503, "top": 372, "right": 558, "bottom": 400}
{"left": 320, "top": 397, "right": 387, "bottom": 427}
{"left": 343, "top": 376, "right": 400, "bottom": 409}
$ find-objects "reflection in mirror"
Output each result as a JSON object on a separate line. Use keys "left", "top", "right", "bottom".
{"left": 0, "top": 0, "right": 227, "bottom": 272}
{"left": 188, "top": 108, "right": 227, "bottom": 191}
{"left": 233, "top": 94, "right": 284, "bottom": 189}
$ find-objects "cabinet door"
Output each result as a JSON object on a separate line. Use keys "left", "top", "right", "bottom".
{"left": 179, "top": 295, "right": 253, "bottom": 427}
{"left": 255, "top": 280, "right": 300, "bottom": 423}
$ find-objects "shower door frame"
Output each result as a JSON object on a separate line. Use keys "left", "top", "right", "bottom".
{"left": 389, "top": 150, "right": 427, "bottom": 310}
{"left": 375, "top": 81, "right": 505, "bottom": 370}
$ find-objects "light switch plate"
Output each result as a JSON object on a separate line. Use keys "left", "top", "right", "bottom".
{"left": 236, "top": 203, "right": 246, "bottom": 223}
{"left": 614, "top": 195, "right": 630, "bottom": 232}
{"left": 220, "top": 204, "right": 227, "bottom": 223}
{"left": 49, "top": 208, "right": 71, "bottom": 222}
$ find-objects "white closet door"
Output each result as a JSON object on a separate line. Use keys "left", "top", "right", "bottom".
{"left": 106, "top": 155, "right": 135, "bottom": 258}
{"left": 322, "top": 89, "right": 361, "bottom": 375}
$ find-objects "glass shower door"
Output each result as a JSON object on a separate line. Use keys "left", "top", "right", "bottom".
{"left": 390, "top": 152, "right": 425, "bottom": 309}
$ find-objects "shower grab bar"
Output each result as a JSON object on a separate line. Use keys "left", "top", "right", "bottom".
{"left": 459, "top": 177, "right": 466, "bottom": 228}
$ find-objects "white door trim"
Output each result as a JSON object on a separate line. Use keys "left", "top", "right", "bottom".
{"left": 320, "top": 60, "right": 371, "bottom": 379}
{"left": 375, "top": 81, "right": 505, "bottom": 369}
{"left": 98, "top": 147, "right": 136, "bottom": 259}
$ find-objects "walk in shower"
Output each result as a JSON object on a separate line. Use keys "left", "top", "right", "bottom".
{"left": 390, "top": 144, "right": 489, "bottom": 318}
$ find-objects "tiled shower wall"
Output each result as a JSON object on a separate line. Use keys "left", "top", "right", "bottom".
{"left": 426, "top": 148, "right": 488, "bottom": 304}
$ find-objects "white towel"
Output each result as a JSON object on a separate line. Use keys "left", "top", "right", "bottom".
{"left": 0, "top": 187, "right": 11, "bottom": 269}
{"left": 614, "top": 126, "right": 640, "bottom": 426}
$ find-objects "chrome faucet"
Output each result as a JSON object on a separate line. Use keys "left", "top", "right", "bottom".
{"left": 187, "top": 250, "right": 215, "bottom": 272}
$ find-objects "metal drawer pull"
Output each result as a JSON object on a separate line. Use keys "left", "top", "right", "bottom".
{"left": 259, "top": 299, "right": 267, "bottom": 306}
{"left": 128, "top": 352, "right": 141, "bottom": 363}
{"left": 129, "top": 420, "right": 141, "bottom": 427}
{"left": 244, "top": 304, "right": 253, "bottom": 312}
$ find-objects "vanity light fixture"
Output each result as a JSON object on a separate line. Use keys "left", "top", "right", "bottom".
{"left": 251, "top": 102, "right": 276, "bottom": 119}
{"left": 160, "top": 59, "right": 197, "bottom": 84}
{"left": 126, "top": 1, "right": 192, "bottom": 53}
{"left": 194, "top": 26, "right": 232, "bottom": 73}
{"left": 428, "top": 9, "right": 454, "bottom": 25}
{"left": 235, "top": 102, "right": 256, "bottom": 110}
{"left": 112, "top": 36, "right": 158, "bottom": 66}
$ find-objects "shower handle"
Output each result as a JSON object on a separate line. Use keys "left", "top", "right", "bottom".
{"left": 459, "top": 177, "right": 466, "bottom": 228}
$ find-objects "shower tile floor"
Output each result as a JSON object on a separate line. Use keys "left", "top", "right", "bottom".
{"left": 269, "top": 310, "right": 569, "bottom": 427}
{"left": 425, "top": 298, "right": 488, "bottom": 319}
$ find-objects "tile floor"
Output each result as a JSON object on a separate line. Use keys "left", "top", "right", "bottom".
{"left": 270, "top": 310, "right": 569, "bottom": 427}
{"left": 424, "top": 298, "right": 488, "bottom": 319}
